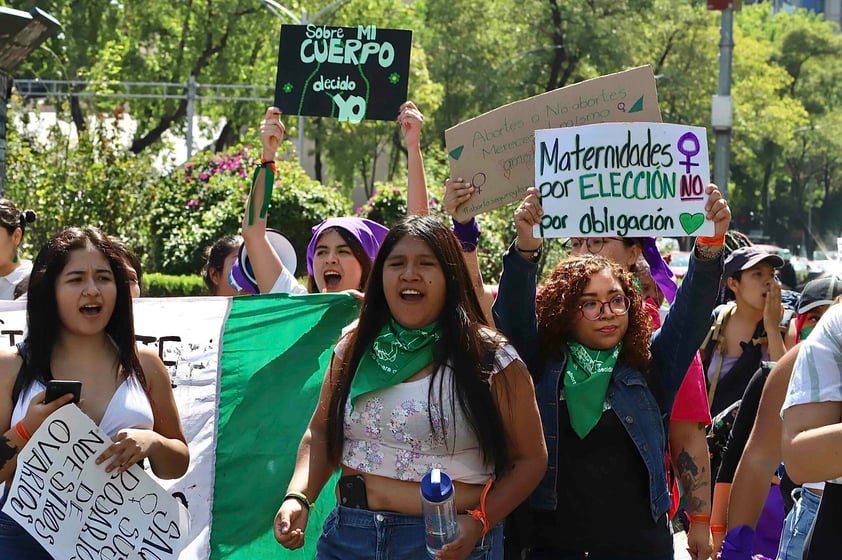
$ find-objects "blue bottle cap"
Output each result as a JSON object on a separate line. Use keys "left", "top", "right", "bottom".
{"left": 421, "top": 468, "right": 453, "bottom": 503}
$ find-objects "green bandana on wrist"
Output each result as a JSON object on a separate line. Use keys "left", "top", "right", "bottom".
{"left": 563, "top": 341, "right": 623, "bottom": 439}
{"left": 350, "top": 320, "right": 441, "bottom": 408}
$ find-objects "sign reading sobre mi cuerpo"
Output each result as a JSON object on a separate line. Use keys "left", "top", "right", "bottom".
{"left": 273, "top": 24, "right": 412, "bottom": 123}
{"left": 2, "top": 405, "right": 189, "bottom": 560}
{"left": 535, "top": 122, "right": 714, "bottom": 238}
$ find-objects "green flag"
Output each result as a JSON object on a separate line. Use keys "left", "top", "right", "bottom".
{"left": 211, "top": 293, "right": 359, "bottom": 559}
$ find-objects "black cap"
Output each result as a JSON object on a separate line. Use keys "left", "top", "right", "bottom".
{"left": 798, "top": 275, "right": 842, "bottom": 314}
{"left": 723, "top": 246, "right": 785, "bottom": 279}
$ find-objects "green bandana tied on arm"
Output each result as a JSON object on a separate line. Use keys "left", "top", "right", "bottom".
{"left": 563, "top": 341, "right": 623, "bottom": 439}
{"left": 349, "top": 320, "right": 441, "bottom": 408}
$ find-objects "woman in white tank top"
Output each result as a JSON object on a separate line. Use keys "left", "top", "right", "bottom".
{"left": 0, "top": 227, "right": 189, "bottom": 559}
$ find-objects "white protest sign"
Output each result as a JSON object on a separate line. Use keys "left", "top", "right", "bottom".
{"left": 534, "top": 122, "right": 713, "bottom": 238}
{"left": 2, "top": 403, "right": 190, "bottom": 559}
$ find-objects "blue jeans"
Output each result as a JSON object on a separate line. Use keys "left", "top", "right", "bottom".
{"left": 777, "top": 487, "right": 821, "bottom": 560}
{"left": 0, "top": 488, "right": 52, "bottom": 560}
{"left": 316, "top": 505, "right": 503, "bottom": 560}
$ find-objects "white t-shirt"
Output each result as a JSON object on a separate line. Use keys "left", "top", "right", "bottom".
{"left": 782, "top": 303, "right": 842, "bottom": 483}
{"left": 0, "top": 261, "right": 32, "bottom": 300}
{"left": 269, "top": 267, "right": 308, "bottom": 295}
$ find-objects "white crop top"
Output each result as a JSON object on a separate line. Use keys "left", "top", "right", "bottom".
{"left": 11, "top": 375, "right": 154, "bottom": 438}
{"left": 341, "top": 337, "right": 520, "bottom": 484}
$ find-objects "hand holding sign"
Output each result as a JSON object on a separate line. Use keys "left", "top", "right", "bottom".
{"left": 514, "top": 187, "right": 544, "bottom": 253}
{"left": 444, "top": 177, "right": 476, "bottom": 225}
{"left": 96, "top": 428, "right": 158, "bottom": 474}
{"left": 704, "top": 184, "right": 731, "bottom": 237}
{"left": 260, "top": 107, "right": 286, "bottom": 162}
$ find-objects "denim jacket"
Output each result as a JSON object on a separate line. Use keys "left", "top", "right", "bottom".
{"left": 492, "top": 244, "right": 722, "bottom": 521}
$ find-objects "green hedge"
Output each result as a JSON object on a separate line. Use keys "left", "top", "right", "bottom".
{"left": 143, "top": 273, "right": 207, "bottom": 297}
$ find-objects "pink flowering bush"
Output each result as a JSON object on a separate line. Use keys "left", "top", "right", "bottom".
{"left": 149, "top": 142, "right": 350, "bottom": 275}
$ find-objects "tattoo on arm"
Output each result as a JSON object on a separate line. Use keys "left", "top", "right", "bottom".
{"left": 678, "top": 449, "right": 699, "bottom": 477}
{"left": 0, "top": 435, "right": 19, "bottom": 470}
{"left": 677, "top": 448, "right": 710, "bottom": 513}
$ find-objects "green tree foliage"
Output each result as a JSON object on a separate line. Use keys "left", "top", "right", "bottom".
{"left": 730, "top": 6, "right": 842, "bottom": 249}
{"left": 7, "top": 0, "right": 842, "bottom": 268}
{"left": 148, "top": 142, "right": 351, "bottom": 276}
{"left": 8, "top": 0, "right": 277, "bottom": 152}
{"left": 5, "top": 106, "right": 157, "bottom": 261}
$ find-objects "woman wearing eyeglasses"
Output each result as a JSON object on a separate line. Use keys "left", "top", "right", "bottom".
{"left": 493, "top": 185, "right": 730, "bottom": 559}
{"left": 566, "top": 236, "right": 715, "bottom": 559}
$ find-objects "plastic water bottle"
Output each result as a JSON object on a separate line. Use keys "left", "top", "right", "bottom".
{"left": 421, "top": 468, "right": 459, "bottom": 558}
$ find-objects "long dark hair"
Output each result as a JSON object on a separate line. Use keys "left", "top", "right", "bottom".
{"left": 306, "top": 226, "right": 373, "bottom": 293}
{"left": 19, "top": 227, "right": 145, "bottom": 395}
{"left": 536, "top": 255, "right": 652, "bottom": 373}
{"left": 325, "top": 216, "right": 511, "bottom": 476}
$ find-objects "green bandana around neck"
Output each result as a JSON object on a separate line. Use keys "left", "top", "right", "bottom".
{"left": 349, "top": 320, "right": 441, "bottom": 407}
{"left": 563, "top": 340, "right": 623, "bottom": 439}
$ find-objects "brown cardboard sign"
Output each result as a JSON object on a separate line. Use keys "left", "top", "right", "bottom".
{"left": 444, "top": 66, "right": 661, "bottom": 219}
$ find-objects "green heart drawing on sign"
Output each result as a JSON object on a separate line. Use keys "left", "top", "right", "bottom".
{"left": 679, "top": 213, "right": 706, "bottom": 235}
{"left": 449, "top": 145, "right": 465, "bottom": 160}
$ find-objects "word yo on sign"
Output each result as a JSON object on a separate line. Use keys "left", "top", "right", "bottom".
{"left": 274, "top": 24, "right": 412, "bottom": 122}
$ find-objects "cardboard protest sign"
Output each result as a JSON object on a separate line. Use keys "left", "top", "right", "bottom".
{"left": 2, "top": 405, "right": 190, "bottom": 560}
{"left": 444, "top": 66, "right": 661, "bottom": 219}
{"left": 273, "top": 24, "right": 412, "bottom": 122}
{"left": 534, "top": 122, "right": 713, "bottom": 238}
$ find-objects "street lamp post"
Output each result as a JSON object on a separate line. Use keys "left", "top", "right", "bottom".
{"left": 0, "top": 7, "right": 62, "bottom": 197}
{"left": 258, "top": 0, "right": 351, "bottom": 159}
{"left": 711, "top": 7, "right": 734, "bottom": 199}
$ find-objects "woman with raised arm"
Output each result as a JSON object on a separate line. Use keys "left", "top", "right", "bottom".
{"left": 493, "top": 185, "right": 729, "bottom": 559}
{"left": 0, "top": 227, "right": 189, "bottom": 558}
{"left": 241, "top": 102, "right": 428, "bottom": 297}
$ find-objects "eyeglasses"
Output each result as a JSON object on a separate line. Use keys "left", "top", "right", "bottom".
{"left": 563, "top": 237, "right": 623, "bottom": 254}
{"left": 578, "top": 295, "right": 632, "bottom": 321}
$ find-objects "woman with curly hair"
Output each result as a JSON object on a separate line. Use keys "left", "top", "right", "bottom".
{"left": 493, "top": 185, "right": 730, "bottom": 559}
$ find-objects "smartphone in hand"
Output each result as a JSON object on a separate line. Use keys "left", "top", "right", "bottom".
{"left": 44, "top": 380, "right": 82, "bottom": 405}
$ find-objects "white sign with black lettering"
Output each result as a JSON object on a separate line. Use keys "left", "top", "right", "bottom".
{"left": 2, "top": 405, "right": 189, "bottom": 560}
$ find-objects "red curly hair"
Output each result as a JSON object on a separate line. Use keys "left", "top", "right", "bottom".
{"left": 536, "top": 255, "right": 652, "bottom": 372}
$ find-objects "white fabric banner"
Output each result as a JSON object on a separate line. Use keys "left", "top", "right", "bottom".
{"left": 0, "top": 298, "right": 230, "bottom": 559}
